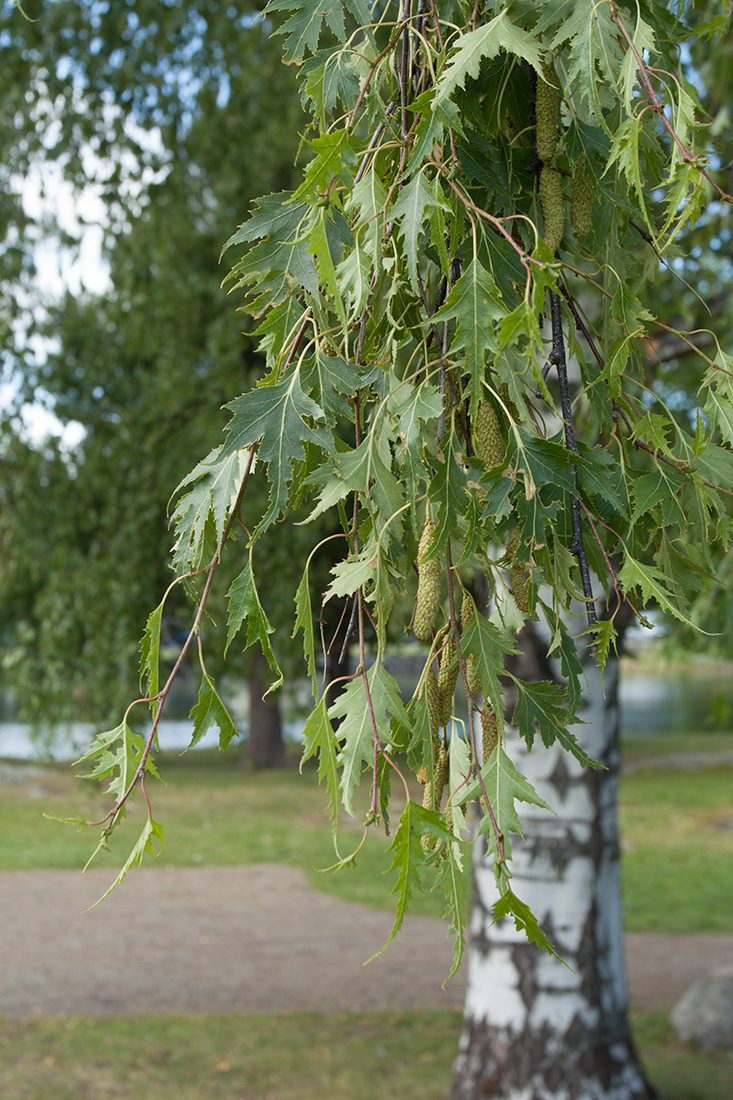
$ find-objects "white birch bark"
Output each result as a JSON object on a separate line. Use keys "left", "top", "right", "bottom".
{"left": 450, "top": 641, "right": 654, "bottom": 1100}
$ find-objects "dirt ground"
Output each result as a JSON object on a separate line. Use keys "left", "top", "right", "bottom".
{"left": 2, "top": 864, "right": 731, "bottom": 1019}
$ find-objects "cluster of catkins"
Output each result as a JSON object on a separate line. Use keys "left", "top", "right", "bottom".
{"left": 536, "top": 61, "right": 593, "bottom": 249}
{"left": 411, "top": 400, "right": 531, "bottom": 825}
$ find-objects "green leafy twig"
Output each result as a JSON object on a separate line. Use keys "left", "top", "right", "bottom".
{"left": 610, "top": 3, "right": 733, "bottom": 205}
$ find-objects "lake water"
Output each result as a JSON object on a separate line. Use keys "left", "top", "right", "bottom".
{"left": 619, "top": 661, "right": 733, "bottom": 737}
{"left": 1, "top": 660, "right": 731, "bottom": 762}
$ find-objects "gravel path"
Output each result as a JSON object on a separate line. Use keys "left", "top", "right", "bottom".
{"left": 2, "top": 865, "right": 731, "bottom": 1018}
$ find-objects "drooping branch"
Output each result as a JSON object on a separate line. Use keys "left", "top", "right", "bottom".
{"left": 610, "top": 3, "right": 733, "bottom": 206}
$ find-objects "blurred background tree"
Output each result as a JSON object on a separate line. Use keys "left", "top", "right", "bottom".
{"left": 0, "top": 1, "right": 319, "bottom": 763}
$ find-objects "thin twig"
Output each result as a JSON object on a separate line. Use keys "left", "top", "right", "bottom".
{"left": 549, "top": 291, "right": 597, "bottom": 628}
{"left": 577, "top": 497, "right": 648, "bottom": 626}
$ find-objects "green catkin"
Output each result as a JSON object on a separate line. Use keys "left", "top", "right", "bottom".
{"left": 535, "top": 62, "right": 560, "bottom": 165}
{"left": 413, "top": 519, "right": 441, "bottom": 641}
{"left": 422, "top": 743, "right": 448, "bottom": 853}
{"left": 505, "top": 527, "right": 521, "bottom": 561}
{"left": 437, "top": 635, "right": 458, "bottom": 728}
{"left": 571, "top": 154, "right": 593, "bottom": 238}
{"left": 434, "top": 743, "right": 448, "bottom": 807}
{"left": 473, "top": 401, "right": 505, "bottom": 466}
{"left": 497, "top": 382, "right": 520, "bottom": 423}
{"left": 481, "top": 706, "right": 500, "bottom": 762}
{"left": 461, "top": 593, "right": 481, "bottom": 697}
{"left": 426, "top": 665, "right": 441, "bottom": 733}
{"left": 466, "top": 656, "right": 480, "bottom": 698}
{"left": 539, "top": 166, "right": 564, "bottom": 252}
{"left": 511, "top": 566, "right": 531, "bottom": 614}
{"left": 506, "top": 528, "right": 531, "bottom": 615}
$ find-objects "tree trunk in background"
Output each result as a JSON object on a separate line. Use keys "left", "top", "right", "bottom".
{"left": 450, "top": 628, "right": 654, "bottom": 1100}
{"left": 245, "top": 651, "right": 286, "bottom": 768}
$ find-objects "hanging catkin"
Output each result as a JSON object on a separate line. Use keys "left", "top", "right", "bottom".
{"left": 535, "top": 62, "right": 560, "bottom": 165}
{"left": 413, "top": 518, "right": 441, "bottom": 641}
{"left": 474, "top": 401, "right": 505, "bottom": 466}
{"left": 437, "top": 634, "right": 458, "bottom": 728}
{"left": 571, "top": 154, "right": 593, "bottom": 238}
{"left": 539, "top": 166, "right": 564, "bottom": 252}
{"left": 506, "top": 528, "right": 531, "bottom": 614}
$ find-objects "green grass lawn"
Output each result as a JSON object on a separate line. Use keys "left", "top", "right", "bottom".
{"left": 0, "top": 1009, "right": 730, "bottom": 1100}
{"left": 2, "top": 734, "right": 731, "bottom": 931}
{"left": 0, "top": 751, "right": 435, "bottom": 913}
{"left": 619, "top": 764, "right": 733, "bottom": 932}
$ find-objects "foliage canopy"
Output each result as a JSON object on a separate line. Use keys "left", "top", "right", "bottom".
{"left": 11, "top": 0, "right": 733, "bottom": 969}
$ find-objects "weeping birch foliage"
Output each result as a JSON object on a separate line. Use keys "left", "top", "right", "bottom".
{"left": 68, "top": 0, "right": 732, "bottom": 971}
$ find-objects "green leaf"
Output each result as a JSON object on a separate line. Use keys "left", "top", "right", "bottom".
{"left": 431, "top": 258, "right": 504, "bottom": 376}
{"left": 139, "top": 599, "right": 164, "bottom": 707}
{"left": 559, "top": 0, "right": 622, "bottom": 132}
{"left": 629, "top": 467, "right": 686, "bottom": 526}
{"left": 605, "top": 115, "right": 651, "bottom": 227}
{"left": 223, "top": 193, "right": 318, "bottom": 315}
{"left": 325, "top": 541, "right": 382, "bottom": 600}
{"left": 297, "top": 129, "right": 357, "bottom": 199}
{"left": 459, "top": 613, "right": 514, "bottom": 722}
{"left": 552, "top": 618, "right": 585, "bottom": 717}
{"left": 225, "top": 557, "right": 283, "bottom": 692}
{"left": 170, "top": 447, "right": 253, "bottom": 573}
{"left": 633, "top": 412, "right": 676, "bottom": 458}
{"left": 86, "top": 817, "right": 164, "bottom": 909}
{"left": 617, "top": 554, "right": 698, "bottom": 628}
{"left": 303, "top": 49, "right": 361, "bottom": 127}
{"left": 508, "top": 430, "right": 578, "bottom": 497}
{"left": 511, "top": 678, "right": 569, "bottom": 749}
{"left": 222, "top": 371, "right": 334, "bottom": 533}
{"left": 460, "top": 746, "right": 553, "bottom": 862}
{"left": 575, "top": 443, "right": 626, "bottom": 514}
{"left": 427, "top": 429, "right": 469, "bottom": 548}
{"left": 189, "top": 672, "right": 239, "bottom": 751}
{"left": 390, "top": 171, "right": 450, "bottom": 292}
{"left": 493, "top": 887, "right": 564, "bottom": 960}
{"left": 329, "top": 664, "right": 410, "bottom": 815}
{"left": 695, "top": 440, "right": 733, "bottom": 489}
{"left": 703, "top": 367, "right": 733, "bottom": 447}
{"left": 435, "top": 843, "right": 468, "bottom": 981}
{"left": 301, "top": 350, "right": 358, "bottom": 419}
{"left": 446, "top": 725, "right": 471, "bottom": 856}
{"left": 511, "top": 678, "right": 597, "bottom": 768}
{"left": 307, "top": 419, "right": 405, "bottom": 527}
{"left": 300, "top": 697, "right": 340, "bottom": 840}
{"left": 293, "top": 562, "right": 318, "bottom": 696}
{"left": 266, "top": 0, "right": 346, "bottom": 63}
{"left": 255, "top": 297, "right": 311, "bottom": 369}
{"left": 434, "top": 13, "right": 544, "bottom": 109}
{"left": 76, "top": 720, "right": 155, "bottom": 805}
{"left": 369, "top": 800, "right": 454, "bottom": 960}
{"left": 388, "top": 380, "right": 442, "bottom": 499}
{"left": 586, "top": 618, "right": 619, "bottom": 676}
{"left": 618, "top": 12, "right": 656, "bottom": 114}
{"left": 345, "top": 167, "right": 388, "bottom": 275}
{"left": 308, "top": 207, "right": 348, "bottom": 327}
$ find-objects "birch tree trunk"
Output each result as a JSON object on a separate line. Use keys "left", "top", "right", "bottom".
{"left": 450, "top": 630, "right": 655, "bottom": 1100}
